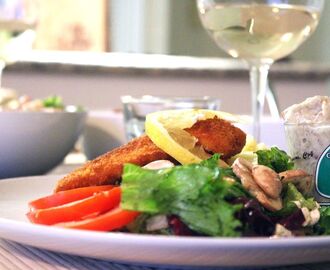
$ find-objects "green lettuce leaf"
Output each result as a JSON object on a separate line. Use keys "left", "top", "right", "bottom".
{"left": 256, "top": 147, "right": 294, "bottom": 173}
{"left": 121, "top": 156, "right": 247, "bottom": 236}
{"left": 314, "top": 207, "right": 330, "bottom": 235}
{"left": 274, "top": 183, "right": 317, "bottom": 217}
{"left": 43, "top": 95, "right": 64, "bottom": 109}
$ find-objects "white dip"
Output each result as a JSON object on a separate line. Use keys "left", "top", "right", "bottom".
{"left": 282, "top": 96, "right": 330, "bottom": 195}
{"left": 282, "top": 96, "right": 330, "bottom": 124}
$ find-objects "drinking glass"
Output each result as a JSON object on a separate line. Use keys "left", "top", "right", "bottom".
{"left": 196, "top": 0, "right": 324, "bottom": 141}
{"left": 0, "top": 0, "right": 38, "bottom": 87}
{"left": 121, "top": 95, "right": 221, "bottom": 141}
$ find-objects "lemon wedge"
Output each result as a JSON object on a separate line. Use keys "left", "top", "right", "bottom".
{"left": 145, "top": 109, "right": 246, "bottom": 165}
{"left": 241, "top": 134, "right": 258, "bottom": 152}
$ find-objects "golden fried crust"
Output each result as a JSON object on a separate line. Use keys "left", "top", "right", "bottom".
{"left": 55, "top": 118, "right": 246, "bottom": 192}
{"left": 55, "top": 135, "right": 171, "bottom": 192}
{"left": 185, "top": 117, "right": 246, "bottom": 160}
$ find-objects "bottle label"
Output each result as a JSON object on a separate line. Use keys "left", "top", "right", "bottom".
{"left": 316, "top": 145, "right": 330, "bottom": 198}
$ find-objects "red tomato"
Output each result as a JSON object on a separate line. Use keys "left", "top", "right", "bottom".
{"left": 27, "top": 185, "right": 139, "bottom": 231}
{"left": 27, "top": 187, "right": 121, "bottom": 225}
{"left": 29, "top": 185, "right": 115, "bottom": 211}
{"left": 55, "top": 207, "right": 140, "bottom": 231}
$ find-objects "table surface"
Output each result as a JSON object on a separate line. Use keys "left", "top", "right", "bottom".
{"left": 1, "top": 162, "right": 330, "bottom": 270}
{"left": 1, "top": 239, "right": 330, "bottom": 270}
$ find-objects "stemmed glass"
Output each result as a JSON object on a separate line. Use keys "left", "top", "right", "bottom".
{"left": 196, "top": 0, "right": 324, "bottom": 141}
{"left": 0, "top": 0, "right": 38, "bottom": 87}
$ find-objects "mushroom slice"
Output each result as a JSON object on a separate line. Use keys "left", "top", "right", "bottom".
{"left": 279, "top": 169, "right": 312, "bottom": 195}
{"left": 252, "top": 165, "right": 282, "bottom": 199}
{"left": 232, "top": 158, "right": 283, "bottom": 212}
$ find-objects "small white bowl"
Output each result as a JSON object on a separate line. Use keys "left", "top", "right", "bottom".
{"left": 0, "top": 111, "right": 86, "bottom": 179}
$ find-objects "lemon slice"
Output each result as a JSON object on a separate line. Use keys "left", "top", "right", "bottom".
{"left": 145, "top": 109, "right": 246, "bottom": 165}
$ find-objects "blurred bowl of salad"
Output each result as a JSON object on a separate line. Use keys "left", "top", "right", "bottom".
{"left": 0, "top": 89, "right": 86, "bottom": 179}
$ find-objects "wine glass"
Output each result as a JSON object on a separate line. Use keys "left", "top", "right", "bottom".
{"left": 196, "top": 0, "right": 324, "bottom": 142}
{"left": 0, "top": 0, "right": 38, "bottom": 87}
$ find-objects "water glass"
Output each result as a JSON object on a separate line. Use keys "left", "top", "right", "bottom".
{"left": 121, "top": 95, "right": 221, "bottom": 141}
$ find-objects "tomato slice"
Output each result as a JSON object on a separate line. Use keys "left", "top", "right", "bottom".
{"left": 27, "top": 187, "right": 121, "bottom": 225}
{"left": 56, "top": 207, "right": 140, "bottom": 231}
{"left": 28, "top": 185, "right": 114, "bottom": 211}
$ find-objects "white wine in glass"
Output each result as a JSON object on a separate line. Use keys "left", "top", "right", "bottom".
{"left": 197, "top": 0, "right": 324, "bottom": 141}
{"left": 0, "top": 0, "right": 38, "bottom": 87}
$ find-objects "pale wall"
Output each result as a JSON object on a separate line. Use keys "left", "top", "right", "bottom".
{"left": 2, "top": 70, "right": 328, "bottom": 115}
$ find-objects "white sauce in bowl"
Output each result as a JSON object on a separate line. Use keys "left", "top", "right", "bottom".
{"left": 283, "top": 96, "right": 330, "bottom": 199}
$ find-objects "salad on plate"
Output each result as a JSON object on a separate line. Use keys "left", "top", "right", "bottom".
{"left": 0, "top": 88, "right": 81, "bottom": 112}
{"left": 26, "top": 105, "right": 330, "bottom": 238}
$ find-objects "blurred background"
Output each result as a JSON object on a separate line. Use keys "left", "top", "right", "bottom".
{"left": 2, "top": 0, "right": 329, "bottom": 115}
{"left": 1, "top": 0, "right": 330, "bottom": 170}
{"left": 31, "top": 0, "right": 330, "bottom": 61}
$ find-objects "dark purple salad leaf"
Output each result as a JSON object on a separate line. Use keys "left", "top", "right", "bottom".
{"left": 233, "top": 197, "right": 275, "bottom": 236}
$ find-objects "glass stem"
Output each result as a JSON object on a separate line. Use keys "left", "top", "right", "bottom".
{"left": 249, "top": 63, "right": 270, "bottom": 142}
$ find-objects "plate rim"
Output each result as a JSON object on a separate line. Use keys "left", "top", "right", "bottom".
{"left": 1, "top": 174, "right": 330, "bottom": 267}
{"left": 2, "top": 216, "right": 330, "bottom": 246}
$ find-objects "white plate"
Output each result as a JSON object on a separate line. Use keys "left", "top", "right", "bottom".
{"left": 1, "top": 175, "right": 330, "bottom": 268}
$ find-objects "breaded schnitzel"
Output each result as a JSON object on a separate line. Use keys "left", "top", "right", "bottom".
{"left": 55, "top": 136, "right": 171, "bottom": 192}
{"left": 185, "top": 117, "right": 246, "bottom": 160}
{"left": 55, "top": 118, "right": 246, "bottom": 192}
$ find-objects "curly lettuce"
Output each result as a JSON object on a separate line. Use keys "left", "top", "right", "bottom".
{"left": 256, "top": 147, "right": 294, "bottom": 173}
{"left": 121, "top": 155, "right": 247, "bottom": 237}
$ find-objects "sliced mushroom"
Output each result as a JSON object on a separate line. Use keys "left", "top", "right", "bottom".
{"left": 235, "top": 157, "right": 253, "bottom": 171}
{"left": 255, "top": 191, "right": 283, "bottom": 212}
{"left": 143, "top": 160, "right": 175, "bottom": 170}
{"left": 252, "top": 165, "right": 282, "bottom": 199}
{"left": 232, "top": 159, "right": 259, "bottom": 195}
{"left": 279, "top": 169, "right": 312, "bottom": 195}
{"left": 232, "top": 158, "right": 283, "bottom": 212}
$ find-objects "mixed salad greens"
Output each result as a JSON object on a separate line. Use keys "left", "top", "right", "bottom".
{"left": 120, "top": 150, "right": 330, "bottom": 237}
{"left": 122, "top": 155, "right": 244, "bottom": 236}
{"left": 27, "top": 145, "right": 330, "bottom": 238}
